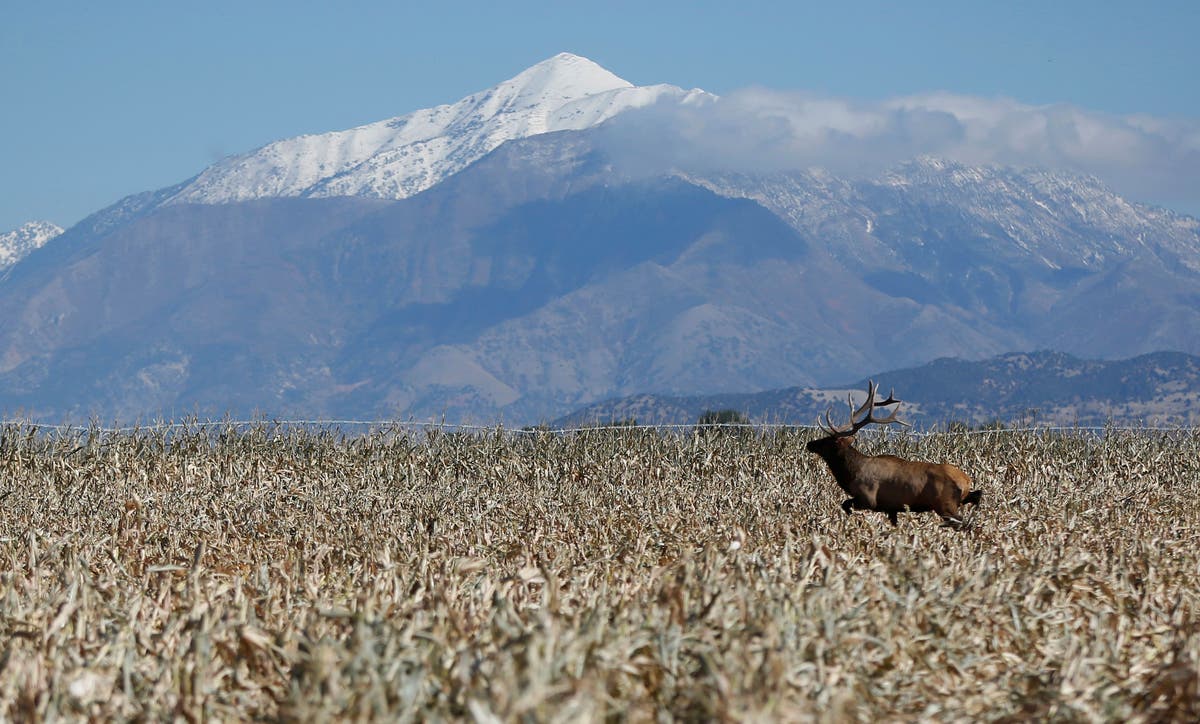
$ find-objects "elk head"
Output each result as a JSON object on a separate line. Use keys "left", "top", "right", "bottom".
{"left": 806, "top": 380, "right": 909, "bottom": 457}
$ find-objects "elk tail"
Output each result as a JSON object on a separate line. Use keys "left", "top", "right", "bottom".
{"left": 962, "top": 489, "right": 983, "bottom": 506}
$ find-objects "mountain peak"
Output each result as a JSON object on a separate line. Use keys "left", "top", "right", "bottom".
{"left": 167, "top": 52, "right": 679, "bottom": 206}
{"left": 506, "top": 53, "right": 633, "bottom": 99}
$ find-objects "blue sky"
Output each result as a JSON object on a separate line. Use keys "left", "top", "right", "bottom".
{"left": 2, "top": 1, "right": 1198, "bottom": 231}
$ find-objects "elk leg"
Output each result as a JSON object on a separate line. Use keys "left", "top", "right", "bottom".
{"left": 887, "top": 510, "right": 898, "bottom": 526}
{"left": 937, "top": 490, "right": 967, "bottom": 529}
{"left": 935, "top": 489, "right": 961, "bottom": 520}
{"left": 841, "top": 498, "right": 856, "bottom": 515}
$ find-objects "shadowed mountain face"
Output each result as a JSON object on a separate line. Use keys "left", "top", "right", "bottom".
{"left": 0, "top": 162, "right": 941, "bottom": 421}
{"left": 0, "top": 197, "right": 392, "bottom": 419}
{"left": 0, "top": 130, "right": 1198, "bottom": 423}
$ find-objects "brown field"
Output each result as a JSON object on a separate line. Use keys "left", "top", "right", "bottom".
{"left": 0, "top": 423, "right": 1198, "bottom": 721}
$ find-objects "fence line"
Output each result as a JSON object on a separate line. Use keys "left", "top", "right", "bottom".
{"left": 0, "top": 418, "right": 1194, "bottom": 437}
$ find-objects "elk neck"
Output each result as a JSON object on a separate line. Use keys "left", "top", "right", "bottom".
{"left": 815, "top": 438, "right": 868, "bottom": 494}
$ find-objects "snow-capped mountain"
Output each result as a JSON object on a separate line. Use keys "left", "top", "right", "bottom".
{"left": 1, "top": 53, "right": 1198, "bottom": 423}
{"left": 0, "top": 221, "right": 62, "bottom": 271}
{"left": 168, "top": 53, "right": 710, "bottom": 204}
{"left": 686, "top": 157, "right": 1200, "bottom": 291}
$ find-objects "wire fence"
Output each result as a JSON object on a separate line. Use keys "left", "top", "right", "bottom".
{"left": 0, "top": 418, "right": 1195, "bottom": 438}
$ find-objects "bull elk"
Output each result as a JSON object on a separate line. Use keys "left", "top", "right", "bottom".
{"left": 806, "top": 381, "right": 982, "bottom": 528}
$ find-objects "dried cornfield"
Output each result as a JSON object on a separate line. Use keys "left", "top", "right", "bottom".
{"left": 0, "top": 423, "right": 1198, "bottom": 721}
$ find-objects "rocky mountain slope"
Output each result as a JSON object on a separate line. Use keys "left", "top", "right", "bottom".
{"left": 0, "top": 221, "right": 62, "bottom": 271}
{"left": 686, "top": 160, "right": 1200, "bottom": 359}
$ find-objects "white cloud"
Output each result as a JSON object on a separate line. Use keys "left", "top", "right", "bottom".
{"left": 597, "top": 88, "right": 1200, "bottom": 214}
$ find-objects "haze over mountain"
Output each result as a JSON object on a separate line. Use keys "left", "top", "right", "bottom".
{"left": 1, "top": 54, "right": 1197, "bottom": 424}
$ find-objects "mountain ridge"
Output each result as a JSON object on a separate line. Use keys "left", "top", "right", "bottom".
{"left": 0, "top": 221, "right": 63, "bottom": 272}
{"left": 166, "top": 53, "right": 711, "bottom": 206}
{"left": 551, "top": 350, "right": 1200, "bottom": 429}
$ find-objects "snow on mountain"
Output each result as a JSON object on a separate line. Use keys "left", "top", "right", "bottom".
{"left": 685, "top": 158, "right": 1200, "bottom": 275}
{"left": 0, "top": 221, "right": 63, "bottom": 270}
{"left": 169, "top": 53, "right": 711, "bottom": 205}
{"left": 876, "top": 157, "right": 1200, "bottom": 271}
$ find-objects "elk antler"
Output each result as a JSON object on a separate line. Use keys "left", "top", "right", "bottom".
{"left": 818, "top": 380, "right": 910, "bottom": 437}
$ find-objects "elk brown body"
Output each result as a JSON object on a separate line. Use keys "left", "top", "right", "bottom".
{"left": 806, "top": 381, "right": 982, "bottom": 527}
